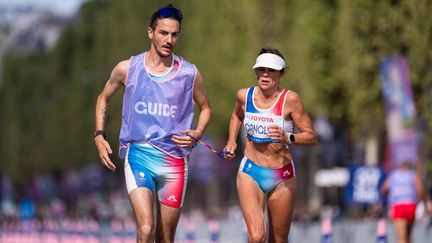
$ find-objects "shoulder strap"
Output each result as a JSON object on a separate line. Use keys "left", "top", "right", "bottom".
{"left": 245, "top": 87, "right": 255, "bottom": 112}
{"left": 273, "top": 89, "right": 289, "bottom": 115}
{"left": 125, "top": 53, "right": 144, "bottom": 87}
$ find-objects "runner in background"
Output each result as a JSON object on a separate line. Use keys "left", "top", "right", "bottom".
{"left": 381, "top": 161, "right": 431, "bottom": 243}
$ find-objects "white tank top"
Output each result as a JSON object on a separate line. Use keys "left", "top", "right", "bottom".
{"left": 243, "top": 87, "right": 294, "bottom": 143}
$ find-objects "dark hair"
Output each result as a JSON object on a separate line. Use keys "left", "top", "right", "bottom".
{"left": 258, "top": 48, "right": 285, "bottom": 60}
{"left": 149, "top": 4, "right": 183, "bottom": 30}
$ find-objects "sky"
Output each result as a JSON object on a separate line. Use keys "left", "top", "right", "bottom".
{"left": 0, "top": 0, "right": 88, "bottom": 16}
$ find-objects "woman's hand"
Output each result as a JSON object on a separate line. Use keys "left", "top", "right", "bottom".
{"left": 223, "top": 141, "right": 237, "bottom": 160}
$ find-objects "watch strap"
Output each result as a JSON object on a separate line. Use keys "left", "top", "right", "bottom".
{"left": 94, "top": 130, "right": 106, "bottom": 139}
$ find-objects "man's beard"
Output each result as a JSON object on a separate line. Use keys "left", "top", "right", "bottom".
{"left": 156, "top": 44, "right": 173, "bottom": 58}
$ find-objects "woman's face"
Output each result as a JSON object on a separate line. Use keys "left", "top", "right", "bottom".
{"left": 255, "top": 67, "right": 283, "bottom": 90}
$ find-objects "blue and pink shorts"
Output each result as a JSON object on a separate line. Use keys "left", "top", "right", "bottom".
{"left": 124, "top": 143, "right": 188, "bottom": 208}
{"left": 239, "top": 157, "right": 295, "bottom": 193}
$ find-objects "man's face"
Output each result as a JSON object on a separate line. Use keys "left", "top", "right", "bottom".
{"left": 148, "top": 18, "right": 181, "bottom": 57}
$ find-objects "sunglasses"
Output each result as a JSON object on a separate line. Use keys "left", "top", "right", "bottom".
{"left": 158, "top": 6, "right": 182, "bottom": 22}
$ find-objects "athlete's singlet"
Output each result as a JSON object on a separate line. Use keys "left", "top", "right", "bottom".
{"left": 388, "top": 169, "right": 417, "bottom": 205}
{"left": 243, "top": 87, "right": 293, "bottom": 143}
{"left": 387, "top": 169, "right": 418, "bottom": 223}
{"left": 119, "top": 52, "right": 197, "bottom": 159}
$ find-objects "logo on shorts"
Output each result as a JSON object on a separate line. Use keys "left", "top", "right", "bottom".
{"left": 283, "top": 170, "right": 290, "bottom": 177}
{"left": 139, "top": 171, "right": 145, "bottom": 181}
{"left": 168, "top": 195, "right": 177, "bottom": 202}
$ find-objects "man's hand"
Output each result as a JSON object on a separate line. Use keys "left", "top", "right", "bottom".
{"left": 94, "top": 136, "right": 116, "bottom": 171}
{"left": 171, "top": 130, "right": 202, "bottom": 148}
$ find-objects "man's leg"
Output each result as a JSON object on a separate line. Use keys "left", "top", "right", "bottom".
{"left": 129, "top": 188, "right": 155, "bottom": 243}
{"left": 155, "top": 202, "right": 181, "bottom": 243}
{"left": 153, "top": 155, "right": 187, "bottom": 242}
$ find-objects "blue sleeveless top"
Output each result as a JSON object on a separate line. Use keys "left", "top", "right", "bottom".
{"left": 388, "top": 169, "right": 418, "bottom": 205}
{"left": 119, "top": 52, "right": 196, "bottom": 159}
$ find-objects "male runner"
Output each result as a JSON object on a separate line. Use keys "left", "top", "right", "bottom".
{"left": 94, "top": 4, "right": 212, "bottom": 242}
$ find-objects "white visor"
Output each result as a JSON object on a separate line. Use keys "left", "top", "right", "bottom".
{"left": 252, "top": 53, "right": 286, "bottom": 70}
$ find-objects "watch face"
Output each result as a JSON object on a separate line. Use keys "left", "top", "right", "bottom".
{"left": 290, "top": 134, "right": 295, "bottom": 142}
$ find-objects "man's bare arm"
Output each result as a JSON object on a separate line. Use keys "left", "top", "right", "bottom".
{"left": 94, "top": 60, "right": 129, "bottom": 171}
{"left": 171, "top": 70, "right": 212, "bottom": 148}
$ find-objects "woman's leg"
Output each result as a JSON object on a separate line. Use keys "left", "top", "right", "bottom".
{"left": 237, "top": 170, "right": 267, "bottom": 243}
{"left": 267, "top": 178, "right": 296, "bottom": 243}
{"left": 406, "top": 221, "right": 415, "bottom": 243}
{"left": 393, "top": 219, "right": 408, "bottom": 243}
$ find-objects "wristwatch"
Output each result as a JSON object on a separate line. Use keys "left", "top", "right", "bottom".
{"left": 287, "top": 133, "right": 295, "bottom": 144}
{"left": 94, "top": 130, "right": 106, "bottom": 139}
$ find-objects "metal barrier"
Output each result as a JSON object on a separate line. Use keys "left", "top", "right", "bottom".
{"left": 1, "top": 217, "right": 431, "bottom": 242}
